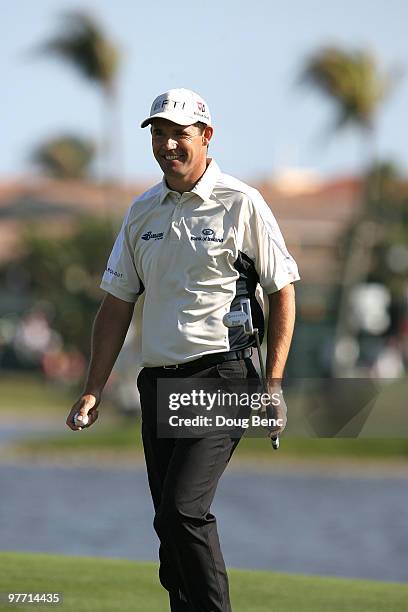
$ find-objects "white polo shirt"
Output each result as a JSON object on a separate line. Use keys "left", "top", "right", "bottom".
{"left": 100, "top": 159, "right": 300, "bottom": 367}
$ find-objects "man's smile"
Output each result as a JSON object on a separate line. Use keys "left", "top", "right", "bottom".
{"left": 163, "top": 153, "right": 184, "bottom": 161}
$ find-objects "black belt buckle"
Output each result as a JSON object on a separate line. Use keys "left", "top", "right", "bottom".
{"left": 235, "top": 348, "right": 252, "bottom": 361}
{"left": 161, "top": 348, "right": 252, "bottom": 371}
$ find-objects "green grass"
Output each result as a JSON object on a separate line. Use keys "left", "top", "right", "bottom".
{"left": 11, "top": 421, "right": 143, "bottom": 451}
{"left": 9, "top": 421, "right": 408, "bottom": 464}
{"left": 237, "top": 434, "right": 408, "bottom": 461}
{"left": 0, "top": 374, "right": 73, "bottom": 414}
{"left": 2, "top": 373, "right": 408, "bottom": 464}
{"left": 0, "top": 552, "right": 407, "bottom": 611}
{"left": 0, "top": 374, "right": 116, "bottom": 418}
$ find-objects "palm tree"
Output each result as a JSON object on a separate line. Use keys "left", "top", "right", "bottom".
{"left": 35, "top": 11, "right": 121, "bottom": 221}
{"left": 41, "top": 11, "right": 119, "bottom": 91}
{"left": 31, "top": 134, "right": 95, "bottom": 179}
{"left": 300, "top": 46, "right": 398, "bottom": 375}
{"left": 300, "top": 47, "right": 393, "bottom": 166}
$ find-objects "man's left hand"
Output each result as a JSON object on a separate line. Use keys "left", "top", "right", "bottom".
{"left": 263, "top": 383, "right": 287, "bottom": 438}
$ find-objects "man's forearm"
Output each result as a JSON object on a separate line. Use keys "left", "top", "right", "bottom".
{"left": 266, "top": 283, "right": 296, "bottom": 381}
{"left": 83, "top": 293, "right": 135, "bottom": 396}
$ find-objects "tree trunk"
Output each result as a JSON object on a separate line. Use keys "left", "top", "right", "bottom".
{"left": 331, "top": 126, "right": 382, "bottom": 376}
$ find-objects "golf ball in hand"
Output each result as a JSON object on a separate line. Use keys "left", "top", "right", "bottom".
{"left": 74, "top": 414, "right": 89, "bottom": 427}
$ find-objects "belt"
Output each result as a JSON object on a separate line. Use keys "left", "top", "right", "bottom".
{"left": 154, "top": 348, "right": 253, "bottom": 371}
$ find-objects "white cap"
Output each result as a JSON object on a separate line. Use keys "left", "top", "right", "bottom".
{"left": 141, "top": 88, "right": 211, "bottom": 128}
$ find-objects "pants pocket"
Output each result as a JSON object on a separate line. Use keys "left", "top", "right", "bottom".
{"left": 136, "top": 367, "right": 147, "bottom": 392}
{"left": 216, "top": 359, "right": 246, "bottom": 379}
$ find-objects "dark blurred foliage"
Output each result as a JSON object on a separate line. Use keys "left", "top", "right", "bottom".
{"left": 339, "top": 160, "right": 408, "bottom": 300}
{"left": 14, "top": 216, "right": 115, "bottom": 355}
{"left": 368, "top": 169, "right": 408, "bottom": 300}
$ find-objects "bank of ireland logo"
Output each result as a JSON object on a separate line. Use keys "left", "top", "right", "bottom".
{"left": 141, "top": 231, "right": 164, "bottom": 241}
{"left": 190, "top": 228, "right": 223, "bottom": 243}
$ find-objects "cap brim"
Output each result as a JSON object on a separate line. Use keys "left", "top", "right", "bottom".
{"left": 140, "top": 111, "right": 206, "bottom": 129}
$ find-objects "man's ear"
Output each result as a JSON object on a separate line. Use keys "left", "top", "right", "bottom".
{"left": 202, "top": 126, "right": 214, "bottom": 146}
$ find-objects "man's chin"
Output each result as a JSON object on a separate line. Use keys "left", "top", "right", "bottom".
{"left": 161, "top": 163, "right": 186, "bottom": 177}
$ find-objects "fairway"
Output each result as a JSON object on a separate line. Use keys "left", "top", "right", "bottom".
{"left": 3, "top": 373, "right": 408, "bottom": 466}
{"left": 0, "top": 552, "right": 407, "bottom": 611}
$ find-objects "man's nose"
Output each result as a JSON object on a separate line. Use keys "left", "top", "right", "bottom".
{"left": 163, "top": 138, "right": 178, "bottom": 150}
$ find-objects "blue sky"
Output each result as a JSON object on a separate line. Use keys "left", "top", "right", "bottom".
{"left": 1, "top": 0, "right": 407, "bottom": 184}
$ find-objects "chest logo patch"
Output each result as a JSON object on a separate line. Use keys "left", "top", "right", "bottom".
{"left": 190, "top": 228, "right": 223, "bottom": 243}
{"left": 141, "top": 231, "right": 164, "bottom": 241}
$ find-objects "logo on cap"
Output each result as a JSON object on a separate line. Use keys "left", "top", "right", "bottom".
{"left": 153, "top": 98, "right": 186, "bottom": 112}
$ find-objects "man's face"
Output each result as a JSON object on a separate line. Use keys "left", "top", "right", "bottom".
{"left": 151, "top": 118, "right": 211, "bottom": 181}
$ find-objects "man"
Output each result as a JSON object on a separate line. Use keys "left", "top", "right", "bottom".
{"left": 66, "top": 88, "right": 299, "bottom": 612}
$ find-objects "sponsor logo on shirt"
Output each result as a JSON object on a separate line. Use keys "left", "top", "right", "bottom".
{"left": 141, "top": 231, "right": 164, "bottom": 241}
{"left": 106, "top": 267, "right": 123, "bottom": 278}
{"left": 190, "top": 228, "right": 223, "bottom": 243}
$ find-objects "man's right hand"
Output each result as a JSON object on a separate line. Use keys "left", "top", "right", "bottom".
{"left": 66, "top": 394, "right": 100, "bottom": 431}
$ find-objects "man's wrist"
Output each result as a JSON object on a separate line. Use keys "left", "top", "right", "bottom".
{"left": 265, "top": 377, "right": 282, "bottom": 389}
{"left": 82, "top": 389, "right": 102, "bottom": 400}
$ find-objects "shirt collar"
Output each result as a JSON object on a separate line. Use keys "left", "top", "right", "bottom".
{"left": 159, "top": 159, "right": 220, "bottom": 205}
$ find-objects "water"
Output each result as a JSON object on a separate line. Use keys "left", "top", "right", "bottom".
{"left": 0, "top": 427, "right": 60, "bottom": 443}
{"left": 1, "top": 463, "right": 407, "bottom": 583}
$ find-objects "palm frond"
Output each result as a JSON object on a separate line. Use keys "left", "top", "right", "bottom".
{"left": 31, "top": 134, "right": 95, "bottom": 179}
{"left": 37, "top": 11, "right": 119, "bottom": 92}
{"left": 300, "top": 46, "right": 394, "bottom": 133}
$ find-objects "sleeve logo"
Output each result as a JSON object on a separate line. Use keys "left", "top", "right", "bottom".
{"left": 106, "top": 267, "right": 124, "bottom": 278}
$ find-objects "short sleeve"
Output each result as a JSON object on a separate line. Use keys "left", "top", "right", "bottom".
{"left": 244, "top": 191, "right": 300, "bottom": 293}
{"left": 100, "top": 208, "right": 141, "bottom": 302}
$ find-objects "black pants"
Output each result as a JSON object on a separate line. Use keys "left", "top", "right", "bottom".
{"left": 137, "top": 357, "right": 258, "bottom": 612}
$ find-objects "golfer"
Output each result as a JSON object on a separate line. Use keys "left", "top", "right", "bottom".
{"left": 66, "top": 88, "right": 300, "bottom": 612}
